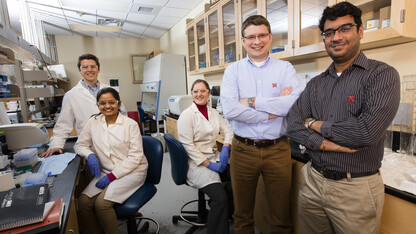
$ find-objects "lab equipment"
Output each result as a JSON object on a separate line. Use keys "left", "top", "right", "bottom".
{"left": 0, "top": 123, "right": 49, "bottom": 151}
{"left": 140, "top": 54, "right": 186, "bottom": 125}
{"left": 168, "top": 95, "right": 193, "bottom": 116}
{"left": 22, "top": 172, "right": 48, "bottom": 187}
{"left": 13, "top": 148, "right": 38, "bottom": 168}
{"left": 0, "top": 170, "right": 14, "bottom": 192}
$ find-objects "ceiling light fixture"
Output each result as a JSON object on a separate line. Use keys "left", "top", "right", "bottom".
{"left": 97, "top": 18, "right": 124, "bottom": 27}
{"left": 137, "top": 7, "right": 154, "bottom": 13}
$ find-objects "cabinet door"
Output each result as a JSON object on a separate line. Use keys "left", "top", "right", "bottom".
{"left": 196, "top": 18, "right": 207, "bottom": 70}
{"left": 221, "top": 0, "right": 238, "bottom": 65}
{"left": 208, "top": 10, "right": 220, "bottom": 68}
{"left": 293, "top": 0, "right": 336, "bottom": 57}
{"left": 186, "top": 25, "right": 196, "bottom": 72}
{"left": 345, "top": 0, "right": 416, "bottom": 48}
{"left": 266, "top": 0, "right": 294, "bottom": 58}
{"left": 239, "top": 0, "right": 261, "bottom": 59}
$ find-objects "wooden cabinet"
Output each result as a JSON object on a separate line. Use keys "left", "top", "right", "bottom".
{"left": 186, "top": 0, "right": 416, "bottom": 74}
{"left": 292, "top": 0, "right": 335, "bottom": 60}
{"left": 266, "top": 0, "right": 293, "bottom": 59}
{"left": 347, "top": 0, "right": 416, "bottom": 49}
{"left": 221, "top": 0, "right": 239, "bottom": 66}
{"left": 186, "top": 25, "right": 196, "bottom": 72}
{"left": 187, "top": 1, "right": 239, "bottom": 75}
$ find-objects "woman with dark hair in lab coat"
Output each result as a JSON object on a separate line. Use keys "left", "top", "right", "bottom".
{"left": 177, "top": 79, "right": 234, "bottom": 234}
{"left": 74, "top": 87, "right": 148, "bottom": 234}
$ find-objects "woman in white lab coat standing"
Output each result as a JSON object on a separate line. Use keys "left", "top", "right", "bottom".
{"left": 74, "top": 87, "right": 148, "bottom": 234}
{"left": 177, "top": 79, "right": 234, "bottom": 234}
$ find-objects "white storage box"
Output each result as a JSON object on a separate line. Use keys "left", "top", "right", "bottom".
{"left": 13, "top": 148, "right": 38, "bottom": 167}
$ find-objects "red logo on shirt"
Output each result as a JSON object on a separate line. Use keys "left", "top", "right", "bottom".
{"left": 272, "top": 83, "right": 277, "bottom": 88}
{"left": 348, "top": 96, "right": 354, "bottom": 102}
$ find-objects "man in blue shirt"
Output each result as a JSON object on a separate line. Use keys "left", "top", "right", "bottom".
{"left": 221, "top": 15, "right": 301, "bottom": 234}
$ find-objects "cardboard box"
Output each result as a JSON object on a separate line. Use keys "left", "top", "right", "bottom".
{"left": 166, "top": 116, "right": 178, "bottom": 140}
{"left": 366, "top": 19, "right": 379, "bottom": 30}
{"left": 379, "top": 6, "right": 391, "bottom": 25}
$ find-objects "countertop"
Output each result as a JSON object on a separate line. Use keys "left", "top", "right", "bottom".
{"left": 289, "top": 141, "right": 416, "bottom": 204}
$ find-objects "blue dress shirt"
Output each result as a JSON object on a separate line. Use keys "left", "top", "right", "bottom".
{"left": 81, "top": 80, "right": 101, "bottom": 97}
{"left": 221, "top": 55, "right": 301, "bottom": 140}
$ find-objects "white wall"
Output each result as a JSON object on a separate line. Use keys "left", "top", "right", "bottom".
{"left": 55, "top": 36, "right": 159, "bottom": 111}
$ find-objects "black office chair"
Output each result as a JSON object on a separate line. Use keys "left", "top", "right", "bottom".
{"left": 163, "top": 133, "right": 208, "bottom": 234}
{"left": 114, "top": 136, "right": 163, "bottom": 234}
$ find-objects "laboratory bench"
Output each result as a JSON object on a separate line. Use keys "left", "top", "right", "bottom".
{"left": 45, "top": 138, "right": 81, "bottom": 234}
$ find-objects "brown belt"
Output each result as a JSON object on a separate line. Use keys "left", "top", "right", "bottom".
{"left": 234, "top": 135, "right": 286, "bottom": 148}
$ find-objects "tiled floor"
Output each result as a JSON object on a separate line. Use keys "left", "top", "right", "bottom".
{"left": 118, "top": 152, "right": 217, "bottom": 234}
{"left": 117, "top": 151, "right": 261, "bottom": 234}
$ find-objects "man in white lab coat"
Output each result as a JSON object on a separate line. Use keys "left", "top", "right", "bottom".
{"left": 40, "top": 54, "right": 125, "bottom": 157}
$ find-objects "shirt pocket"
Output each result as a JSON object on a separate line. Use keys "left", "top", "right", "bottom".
{"left": 343, "top": 93, "right": 362, "bottom": 117}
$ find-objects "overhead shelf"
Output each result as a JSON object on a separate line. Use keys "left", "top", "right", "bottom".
{"left": 0, "top": 56, "right": 15, "bottom": 65}
{"left": 0, "top": 23, "right": 55, "bottom": 65}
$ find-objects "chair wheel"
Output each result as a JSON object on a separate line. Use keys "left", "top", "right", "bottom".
{"left": 138, "top": 221, "right": 149, "bottom": 233}
{"left": 172, "top": 216, "right": 178, "bottom": 224}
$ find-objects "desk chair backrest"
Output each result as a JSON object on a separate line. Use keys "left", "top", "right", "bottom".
{"left": 163, "top": 133, "right": 188, "bottom": 185}
{"left": 142, "top": 135, "right": 164, "bottom": 184}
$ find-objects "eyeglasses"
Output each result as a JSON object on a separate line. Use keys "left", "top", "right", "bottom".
{"left": 97, "top": 100, "right": 119, "bottom": 106}
{"left": 81, "top": 65, "right": 98, "bottom": 70}
{"left": 192, "top": 89, "right": 209, "bottom": 95}
{"left": 243, "top": 33, "right": 270, "bottom": 42}
{"left": 321, "top": 23, "right": 358, "bottom": 40}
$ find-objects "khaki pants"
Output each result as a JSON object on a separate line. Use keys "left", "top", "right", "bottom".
{"left": 299, "top": 162, "right": 385, "bottom": 234}
{"left": 230, "top": 137, "right": 292, "bottom": 234}
{"left": 78, "top": 187, "right": 118, "bottom": 234}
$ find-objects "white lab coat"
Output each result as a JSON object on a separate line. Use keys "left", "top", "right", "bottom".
{"left": 177, "top": 103, "right": 233, "bottom": 189}
{"left": 49, "top": 81, "right": 126, "bottom": 149}
{"left": 74, "top": 114, "right": 148, "bottom": 203}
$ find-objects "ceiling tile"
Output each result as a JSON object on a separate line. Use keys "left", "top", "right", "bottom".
{"left": 6, "top": 0, "right": 207, "bottom": 39}
{"left": 27, "top": 0, "right": 62, "bottom": 7}
{"left": 166, "top": 0, "right": 202, "bottom": 10}
{"left": 129, "top": 3, "right": 162, "bottom": 15}
{"left": 96, "top": 10, "right": 128, "bottom": 21}
{"left": 159, "top": 7, "right": 190, "bottom": 18}
{"left": 27, "top": 4, "right": 63, "bottom": 14}
{"left": 125, "top": 13, "right": 156, "bottom": 25}
{"left": 64, "top": 10, "right": 97, "bottom": 24}
{"left": 152, "top": 15, "right": 180, "bottom": 25}
{"left": 149, "top": 23, "right": 170, "bottom": 30}
{"left": 119, "top": 30, "right": 142, "bottom": 38}
{"left": 60, "top": 0, "right": 131, "bottom": 12}
{"left": 122, "top": 22, "right": 147, "bottom": 34}
{"left": 143, "top": 27, "right": 166, "bottom": 38}
{"left": 133, "top": 0, "right": 169, "bottom": 7}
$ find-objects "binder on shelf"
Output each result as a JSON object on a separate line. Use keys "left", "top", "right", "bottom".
{"left": 1, "top": 198, "right": 64, "bottom": 234}
{"left": 0, "top": 184, "right": 50, "bottom": 231}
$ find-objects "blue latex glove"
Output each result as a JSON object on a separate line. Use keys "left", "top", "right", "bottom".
{"left": 219, "top": 146, "right": 230, "bottom": 166}
{"left": 207, "top": 162, "right": 226, "bottom": 173}
{"left": 87, "top": 154, "right": 101, "bottom": 178}
{"left": 95, "top": 175, "right": 111, "bottom": 189}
